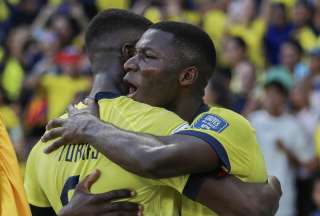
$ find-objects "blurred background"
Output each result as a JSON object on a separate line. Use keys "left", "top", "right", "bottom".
{"left": 1, "top": 0, "right": 320, "bottom": 215}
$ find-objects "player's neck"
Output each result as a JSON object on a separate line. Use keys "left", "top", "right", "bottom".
{"left": 168, "top": 95, "right": 204, "bottom": 123}
{"left": 89, "top": 61, "right": 124, "bottom": 98}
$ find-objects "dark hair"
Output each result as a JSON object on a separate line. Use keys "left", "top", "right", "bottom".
{"left": 209, "top": 73, "right": 231, "bottom": 108}
{"left": 265, "top": 80, "right": 289, "bottom": 96}
{"left": 283, "top": 38, "right": 304, "bottom": 56}
{"left": 230, "top": 36, "right": 247, "bottom": 51}
{"left": 149, "top": 21, "right": 216, "bottom": 82}
{"left": 85, "top": 9, "right": 152, "bottom": 51}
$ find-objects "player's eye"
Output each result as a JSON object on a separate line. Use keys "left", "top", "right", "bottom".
{"left": 129, "top": 49, "right": 137, "bottom": 58}
{"left": 144, "top": 51, "right": 156, "bottom": 59}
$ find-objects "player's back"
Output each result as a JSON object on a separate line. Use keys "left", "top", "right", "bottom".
{"left": 25, "top": 92, "right": 190, "bottom": 215}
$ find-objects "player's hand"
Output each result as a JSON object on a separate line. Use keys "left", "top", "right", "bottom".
{"left": 261, "top": 176, "right": 282, "bottom": 216}
{"left": 59, "top": 169, "right": 142, "bottom": 216}
{"left": 42, "top": 100, "right": 103, "bottom": 153}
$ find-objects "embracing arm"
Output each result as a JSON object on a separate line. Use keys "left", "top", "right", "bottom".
{"left": 188, "top": 174, "right": 281, "bottom": 216}
{"left": 43, "top": 116, "right": 220, "bottom": 178}
{"left": 42, "top": 110, "right": 281, "bottom": 215}
{"left": 87, "top": 123, "right": 220, "bottom": 178}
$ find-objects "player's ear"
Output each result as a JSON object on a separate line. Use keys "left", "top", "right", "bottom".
{"left": 122, "top": 43, "right": 136, "bottom": 60}
{"left": 179, "top": 66, "right": 198, "bottom": 86}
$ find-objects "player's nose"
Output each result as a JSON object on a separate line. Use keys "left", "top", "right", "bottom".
{"left": 124, "top": 55, "right": 138, "bottom": 73}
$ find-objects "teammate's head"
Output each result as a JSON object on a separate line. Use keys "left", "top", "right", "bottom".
{"left": 85, "top": 9, "right": 152, "bottom": 73}
{"left": 124, "top": 21, "right": 216, "bottom": 108}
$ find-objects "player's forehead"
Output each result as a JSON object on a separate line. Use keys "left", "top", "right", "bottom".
{"left": 135, "top": 29, "right": 175, "bottom": 52}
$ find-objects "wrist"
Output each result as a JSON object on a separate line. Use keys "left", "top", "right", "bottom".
{"left": 85, "top": 119, "right": 108, "bottom": 149}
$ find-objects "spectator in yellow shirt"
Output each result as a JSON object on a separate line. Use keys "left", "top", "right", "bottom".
{"left": 40, "top": 48, "right": 91, "bottom": 120}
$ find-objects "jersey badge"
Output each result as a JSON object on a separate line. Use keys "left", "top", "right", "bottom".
{"left": 192, "top": 114, "right": 229, "bottom": 133}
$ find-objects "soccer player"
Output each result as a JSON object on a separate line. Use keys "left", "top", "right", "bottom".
{"left": 0, "top": 118, "right": 31, "bottom": 216}
{"left": 41, "top": 11, "right": 279, "bottom": 216}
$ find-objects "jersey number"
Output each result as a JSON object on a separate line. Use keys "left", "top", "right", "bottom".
{"left": 60, "top": 175, "right": 80, "bottom": 206}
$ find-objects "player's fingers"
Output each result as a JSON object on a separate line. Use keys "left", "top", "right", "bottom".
{"left": 67, "top": 104, "right": 78, "bottom": 115}
{"left": 77, "top": 169, "right": 101, "bottom": 193}
{"left": 41, "top": 128, "right": 64, "bottom": 142}
{"left": 101, "top": 202, "right": 141, "bottom": 212}
{"left": 84, "top": 97, "right": 94, "bottom": 105}
{"left": 93, "top": 189, "right": 135, "bottom": 203}
{"left": 43, "top": 138, "right": 67, "bottom": 154}
{"left": 46, "top": 118, "right": 65, "bottom": 130}
{"left": 83, "top": 97, "right": 99, "bottom": 117}
{"left": 268, "top": 176, "right": 282, "bottom": 197}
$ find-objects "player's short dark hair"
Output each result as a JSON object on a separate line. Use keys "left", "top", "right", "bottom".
{"left": 283, "top": 38, "right": 304, "bottom": 56}
{"left": 85, "top": 9, "right": 152, "bottom": 50}
{"left": 230, "top": 36, "right": 247, "bottom": 51}
{"left": 264, "top": 80, "right": 289, "bottom": 97}
{"left": 149, "top": 21, "right": 216, "bottom": 82}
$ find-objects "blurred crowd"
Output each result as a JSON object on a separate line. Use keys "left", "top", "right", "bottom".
{"left": 1, "top": 0, "right": 320, "bottom": 215}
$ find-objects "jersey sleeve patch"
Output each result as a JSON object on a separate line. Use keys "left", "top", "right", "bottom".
{"left": 192, "top": 113, "right": 229, "bottom": 133}
{"left": 95, "top": 91, "right": 121, "bottom": 101}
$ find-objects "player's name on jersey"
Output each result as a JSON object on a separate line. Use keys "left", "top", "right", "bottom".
{"left": 58, "top": 144, "right": 99, "bottom": 162}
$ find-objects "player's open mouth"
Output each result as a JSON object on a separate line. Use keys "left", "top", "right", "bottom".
{"left": 127, "top": 83, "right": 138, "bottom": 98}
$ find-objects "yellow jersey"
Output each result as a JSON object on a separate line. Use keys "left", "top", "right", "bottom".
{"left": 0, "top": 119, "right": 31, "bottom": 216}
{"left": 25, "top": 92, "right": 190, "bottom": 215}
{"left": 178, "top": 106, "right": 268, "bottom": 216}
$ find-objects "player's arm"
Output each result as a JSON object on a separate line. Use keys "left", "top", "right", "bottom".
{"left": 186, "top": 174, "right": 281, "bottom": 216}
{"left": 42, "top": 107, "right": 281, "bottom": 215}
{"left": 42, "top": 109, "right": 220, "bottom": 178}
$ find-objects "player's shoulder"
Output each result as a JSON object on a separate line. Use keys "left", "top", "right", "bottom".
{"left": 206, "top": 106, "right": 252, "bottom": 129}
{"left": 96, "top": 91, "right": 184, "bottom": 121}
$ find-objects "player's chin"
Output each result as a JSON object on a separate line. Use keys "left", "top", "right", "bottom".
{"left": 129, "top": 92, "right": 146, "bottom": 103}
{"left": 127, "top": 90, "right": 138, "bottom": 100}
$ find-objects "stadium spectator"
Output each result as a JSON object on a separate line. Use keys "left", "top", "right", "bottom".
{"left": 290, "top": 81, "right": 318, "bottom": 216}
{"left": 30, "top": 47, "right": 90, "bottom": 120}
{"left": 223, "top": 35, "right": 248, "bottom": 69}
{"left": 249, "top": 71, "right": 308, "bottom": 216}
{"left": 292, "top": 0, "right": 313, "bottom": 30}
{"left": 296, "top": 4, "right": 320, "bottom": 51}
{"left": 230, "top": 61, "right": 259, "bottom": 116}
{"left": 279, "top": 39, "right": 309, "bottom": 81}
{"left": 304, "top": 48, "right": 320, "bottom": 116}
{"left": 225, "top": 0, "right": 270, "bottom": 68}
{"left": 264, "top": 2, "right": 294, "bottom": 65}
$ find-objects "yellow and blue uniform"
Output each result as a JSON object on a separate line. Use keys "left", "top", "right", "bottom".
{"left": 178, "top": 106, "right": 268, "bottom": 216}
{"left": 24, "top": 92, "right": 190, "bottom": 215}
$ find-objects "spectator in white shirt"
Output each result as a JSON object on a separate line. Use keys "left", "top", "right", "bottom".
{"left": 249, "top": 77, "right": 309, "bottom": 216}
